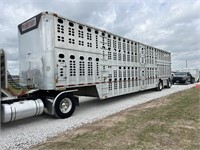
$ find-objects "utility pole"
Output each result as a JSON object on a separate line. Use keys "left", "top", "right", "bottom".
{"left": 186, "top": 59, "right": 187, "bottom": 68}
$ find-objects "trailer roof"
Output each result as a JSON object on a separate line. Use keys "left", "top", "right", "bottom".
{"left": 18, "top": 11, "right": 171, "bottom": 54}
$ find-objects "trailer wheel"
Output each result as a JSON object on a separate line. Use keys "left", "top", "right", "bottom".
{"left": 54, "top": 94, "right": 76, "bottom": 119}
{"left": 167, "top": 79, "right": 172, "bottom": 88}
{"left": 157, "top": 80, "right": 163, "bottom": 91}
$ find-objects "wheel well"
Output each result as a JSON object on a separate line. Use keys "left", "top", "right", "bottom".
{"left": 53, "top": 91, "right": 79, "bottom": 107}
{"left": 41, "top": 90, "right": 79, "bottom": 116}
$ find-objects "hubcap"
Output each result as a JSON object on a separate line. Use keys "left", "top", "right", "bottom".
{"left": 59, "top": 98, "right": 72, "bottom": 113}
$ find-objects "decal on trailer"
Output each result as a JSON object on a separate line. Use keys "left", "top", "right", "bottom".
{"left": 18, "top": 13, "right": 42, "bottom": 34}
{"left": 22, "top": 17, "right": 36, "bottom": 31}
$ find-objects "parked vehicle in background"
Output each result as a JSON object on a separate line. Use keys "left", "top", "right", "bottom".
{"left": 172, "top": 72, "right": 195, "bottom": 84}
{"left": 182, "top": 68, "right": 199, "bottom": 83}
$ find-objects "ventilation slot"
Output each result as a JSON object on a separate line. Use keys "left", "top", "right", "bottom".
{"left": 57, "top": 36, "right": 64, "bottom": 42}
{"left": 87, "top": 42, "right": 92, "bottom": 47}
{"left": 57, "top": 24, "right": 64, "bottom": 33}
{"left": 96, "top": 58, "right": 99, "bottom": 76}
{"left": 70, "top": 60, "right": 76, "bottom": 76}
{"left": 69, "top": 38, "right": 75, "bottom": 44}
{"left": 78, "top": 30, "right": 84, "bottom": 38}
{"left": 68, "top": 27, "right": 75, "bottom": 36}
{"left": 79, "top": 40, "right": 84, "bottom": 46}
{"left": 88, "top": 58, "right": 93, "bottom": 76}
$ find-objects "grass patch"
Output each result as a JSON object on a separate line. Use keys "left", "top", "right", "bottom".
{"left": 32, "top": 87, "right": 200, "bottom": 150}
{"left": 7, "top": 85, "right": 28, "bottom": 96}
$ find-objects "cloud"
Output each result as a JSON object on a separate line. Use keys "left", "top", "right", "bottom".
{"left": 164, "top": 1, "right": 198, "bottom": 26}
{"left": 0, "top": 0, "right": 199, "bottom": 75}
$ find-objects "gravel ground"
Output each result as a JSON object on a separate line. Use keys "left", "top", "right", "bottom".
{"left": 0, "top": 84, "right": 197, "bottom": 150}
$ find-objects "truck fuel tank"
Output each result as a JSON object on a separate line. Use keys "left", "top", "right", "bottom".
{"left": 1, "top": 99, "right": 44, "bottom": 123}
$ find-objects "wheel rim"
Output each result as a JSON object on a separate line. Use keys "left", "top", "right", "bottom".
{"left": 59, "top": 98, "right": 72, "bottom": 113}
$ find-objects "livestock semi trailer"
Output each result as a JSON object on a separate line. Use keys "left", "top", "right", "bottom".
{"left": 1, "top": 12, "right": 172, "bottom": 123}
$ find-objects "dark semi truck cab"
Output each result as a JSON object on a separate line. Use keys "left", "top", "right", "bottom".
{"left": 172, "top": 72, "right": 195, "bottom": 84}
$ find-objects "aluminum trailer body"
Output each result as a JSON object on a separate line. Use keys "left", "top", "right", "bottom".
{"left": 1, "top": 11, "right": 172, "bottom": 123}
{"left": 18, "top": 12, "right": 172, "bottom": 98}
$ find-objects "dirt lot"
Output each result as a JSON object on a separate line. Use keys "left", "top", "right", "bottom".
{"left": 31, "top": 87, "right": 200, "bottom": 150}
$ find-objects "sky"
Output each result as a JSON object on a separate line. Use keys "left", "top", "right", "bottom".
{"left": 0, "top": 0, "right": 200, "bottom": 75}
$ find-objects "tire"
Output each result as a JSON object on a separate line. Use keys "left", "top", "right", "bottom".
{"left": 167, "top": 79, "right": 172, "bottom": 88}
{"left": 54, "top": 93, "right": 76, "bottom": 119}
{"left": 185, "top": 79, "right": 189, "bottom": 85}
{"left": 157, "top": 80, "right": 163, "bottom": 91}
{"left": 191, "top": 78, "right": 195, "bottom": 84}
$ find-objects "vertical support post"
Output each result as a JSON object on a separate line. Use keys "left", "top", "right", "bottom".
{"left": 1, "top": 49, "right": 7, "bottom": 89}
{"left": 186, "top": 59, "right": 187, "bottom": 68}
